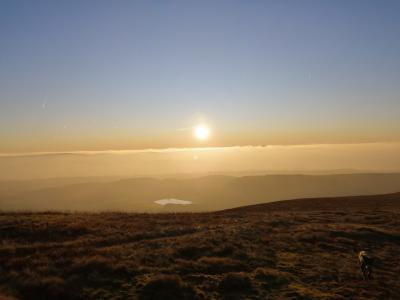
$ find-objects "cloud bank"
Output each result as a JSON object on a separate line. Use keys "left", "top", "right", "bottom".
{"left": 1, "top": 143, "right": 399, "bottom": 180}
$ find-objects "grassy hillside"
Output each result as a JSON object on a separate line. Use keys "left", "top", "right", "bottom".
{"left": 2, "top": 173, "right": 400, "bottom": 212}
{"left": 1, "top": 193, "right": 399, "bottom": 299}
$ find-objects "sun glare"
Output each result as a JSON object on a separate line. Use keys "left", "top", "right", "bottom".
{"left": 194, "top": 125, "right": 210, "bottom": 140}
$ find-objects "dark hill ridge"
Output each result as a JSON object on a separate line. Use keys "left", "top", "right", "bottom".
{"left": 225, "top": 192, "right": 400, "bottom": 213}
{"left": 1, "top": 192, "right": 400, "bottom": 299}
{"left": 2, "top": 173, "right": 400, "bottom": 212}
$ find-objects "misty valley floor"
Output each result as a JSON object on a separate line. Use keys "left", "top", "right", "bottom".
{"left": 1, "top": 196, "right": 400, "bottom": 300}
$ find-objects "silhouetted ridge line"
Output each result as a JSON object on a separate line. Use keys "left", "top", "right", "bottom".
{"left": 222, "top": 192, "right": 400, "bottom": 213}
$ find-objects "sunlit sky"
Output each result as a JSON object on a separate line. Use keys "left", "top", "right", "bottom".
{"left": 1, "top": 0, "right": 400, "bottom": 153}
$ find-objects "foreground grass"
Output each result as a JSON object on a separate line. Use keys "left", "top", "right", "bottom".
{"left": 0, "top": 196, "right": 399, "bottom": 299}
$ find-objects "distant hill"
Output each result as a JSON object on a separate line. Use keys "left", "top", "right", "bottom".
{"left": 1, "top": 173, "right": 400, "bottom": 212}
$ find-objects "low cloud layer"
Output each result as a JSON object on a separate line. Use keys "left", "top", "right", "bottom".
{"left": 1, "top": 143, "right": 400, "bottom": 180}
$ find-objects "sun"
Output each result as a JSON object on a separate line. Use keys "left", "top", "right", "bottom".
{"left": 194, "top": 124, "right": 210, "bottom": 140}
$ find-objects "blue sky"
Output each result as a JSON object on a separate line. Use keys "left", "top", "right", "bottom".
{"left": 0, "top": 0, "right": 399, "bottom": 152}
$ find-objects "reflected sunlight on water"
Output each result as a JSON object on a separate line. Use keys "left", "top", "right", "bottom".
{"left": 154, "top": 199, "right": 192, "bottom": 206}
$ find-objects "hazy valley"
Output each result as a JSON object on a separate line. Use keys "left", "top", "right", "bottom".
{"left": 1, "top": 173, "right": 400, "bottom": 212}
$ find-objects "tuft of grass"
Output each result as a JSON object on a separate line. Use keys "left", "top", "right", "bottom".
{"left": 139, "top": 274, "right": 200, "bottom": 300}
{"left": 219, "top": 272, "right": 253, "bottom": 294}
{"left": 0, "top": 293, "right": 18, "bottom": 300}
{"left": 176, "top": 246, "right": 211, "bottom": 260}
{"left": 8, "top": 272, "right": 74, "bottom": 300}
{"left": 289, "top": 282, "right": 347, "bottom": 300}
{"left": 197, "top": 257, "right": 246, "bottom": 274}
{"left": 253, "top": 267, "right": 291, "bottom": 289}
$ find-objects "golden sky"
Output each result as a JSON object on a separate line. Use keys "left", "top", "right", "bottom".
{"left": 1, "top": 2, "right": 400, "bottom": 154}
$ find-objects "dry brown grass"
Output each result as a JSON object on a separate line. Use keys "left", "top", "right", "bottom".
{"left": 1, "top": 194, "right": 399, "bottom": 299}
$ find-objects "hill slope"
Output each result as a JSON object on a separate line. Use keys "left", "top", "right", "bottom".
{"left": 1, "top": 193, "right": 399, "bottom": 299}
{"left": 226, "top": 192, "right": 400, "bottom": 212}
